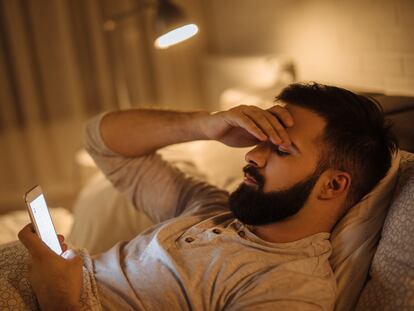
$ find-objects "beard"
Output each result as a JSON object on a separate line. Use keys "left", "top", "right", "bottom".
{"left": 228, "top": 164, "right": 322, "bottom": 226}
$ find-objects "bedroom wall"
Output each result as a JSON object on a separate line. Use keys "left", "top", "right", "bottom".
{"left": 204, "top": 0, "right": 414, "bottom": 96}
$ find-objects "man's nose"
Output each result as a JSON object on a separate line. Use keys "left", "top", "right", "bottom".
{"left": 245, "top": 142, "right": 271, "bottom": 168}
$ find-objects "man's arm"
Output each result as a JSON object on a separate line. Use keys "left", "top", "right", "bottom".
{"left": 100, "top": 105, "right": 294, "bottom": 158}
{"left": 100, "top": 110, "right": 209, "bottom": 157}
{"left": 85, "top": 104, "right": 294, "bottom": 223}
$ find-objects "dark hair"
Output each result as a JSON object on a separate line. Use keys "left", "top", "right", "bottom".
{"left": 276, "top": 82, "right": 398, "bottom": 209}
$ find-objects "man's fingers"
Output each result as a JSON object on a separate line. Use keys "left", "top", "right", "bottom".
{"left": 241, "top": 106, "right": 292, "bottom": 146}
{"left": 264, "top": 111, "right": 292, "bottom": 146}
{"left": 18, "top": 224, "right": 38, "bottom": 255}
{"left": 243, "top": 109, "right": 281, "bottom": 144}
{"left": 268, "top": 105, "right": 294, "bottom": 128}
{"left": 57, "top": 234, "right": 65, "bottom": 243}
{"left": 217, "top": 104, "right": 294, "bottom": 148}
{"left": 234, "top": 113, "right": 267, "bottom": 141}
{"left": 261, "top": 110, "right": 292, "bottom": 146}
{"left": 61, "top": 243, "right": 68, "bottom": 252}
{"left": 57, "top": 234, "right": 68, "bottom": 251}
{"left": 62, "top": 249, "right": 81, "bottom": 262}
{"left": 18, "top": 224, "right": 55, "bottom": 259}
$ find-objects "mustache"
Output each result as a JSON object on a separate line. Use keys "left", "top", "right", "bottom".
{"left": 243, "top": 165, "right": 265, "bottom": 188}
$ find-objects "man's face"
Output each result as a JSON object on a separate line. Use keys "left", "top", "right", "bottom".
{"left": 229, "top": 104, "right": 327, "bottom": 226}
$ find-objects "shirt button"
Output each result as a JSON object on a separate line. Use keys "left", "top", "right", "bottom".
{"left": 238, "top": 231, "right": 246, "bottom": 238}
{"left": 185, "top": 237, "right": 195, "bottom": 243}
{"left": 234, "top": 222, "right": 242, "bottom": 230}
{"left": 212, "top": 228, "right": 222, "bottom": 234}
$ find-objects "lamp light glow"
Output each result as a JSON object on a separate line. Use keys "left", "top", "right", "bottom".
{"left": 154, "top": 24, "right": 198, "bottom": 49}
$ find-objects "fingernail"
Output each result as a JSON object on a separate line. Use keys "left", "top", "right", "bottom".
{"left": 272, "top": 138, "right": 282, "bottom": 145}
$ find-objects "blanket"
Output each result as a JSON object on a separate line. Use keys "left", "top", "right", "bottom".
{"left": 0, "top": 241, "right": 102, "bottom": 310}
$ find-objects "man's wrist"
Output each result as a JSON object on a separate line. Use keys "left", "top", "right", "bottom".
{"left": 185, "top": 111, "right": 212, "bottom": 141}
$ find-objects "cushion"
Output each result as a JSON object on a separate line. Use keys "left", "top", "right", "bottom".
{"left": 68, "top": 173, "right": 153, "bottom": 254}
{"left": 356, "top": 151, "right": 414, "bottom": 310}
{"left": 0, "top": 207, "right": 73, "bottom": 244}
{"left": 330, "top": 151, "right": 401, "bottom": 311}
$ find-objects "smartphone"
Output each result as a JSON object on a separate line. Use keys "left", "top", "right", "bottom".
{"left": 24, "top": 185, "right": 62, "bottom": 255}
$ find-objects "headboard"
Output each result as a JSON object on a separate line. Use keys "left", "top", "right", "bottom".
{"left": 371, "top": 95, "right": 414, "bottom": 153}
{"left": 220, "top": 88, "right": 414, "bottom": 153}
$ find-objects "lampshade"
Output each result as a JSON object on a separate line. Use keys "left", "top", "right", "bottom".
{"left": 103, "top": 0, "right": 199, "bottom": 49}
{"left": 154, "top": 0, "right": 199, "bottom": 49}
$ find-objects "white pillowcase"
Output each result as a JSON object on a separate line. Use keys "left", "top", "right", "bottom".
{"left": 68, "top": 173, "right": 153, "bottom": 254}
{"left": 0, "top": 207, "right": 73, "bottom": 244}
{"left": 158, "top": 141, "right": 249, "bottom": 191}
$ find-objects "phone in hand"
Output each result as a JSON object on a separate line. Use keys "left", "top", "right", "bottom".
{"left": 24, "top": 185, "right": 63, "bottom": 255}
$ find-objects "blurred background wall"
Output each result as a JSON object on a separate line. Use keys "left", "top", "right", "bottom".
{"left": 0, "top": 0, "right": 413, "bottom": 212}
{"left": 0, "top": 0, "right": 206, "bottom": 212}
{"left": 205, "top": 0, "right": 414, "bottom": 95}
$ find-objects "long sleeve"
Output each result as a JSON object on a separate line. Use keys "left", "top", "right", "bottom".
{"left": 83, "top": 113, "right": 228, "bottom": 224}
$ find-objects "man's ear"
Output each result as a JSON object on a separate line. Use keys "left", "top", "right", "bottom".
{"left": 317, "top": 170, "right": 351, "bottom": 200}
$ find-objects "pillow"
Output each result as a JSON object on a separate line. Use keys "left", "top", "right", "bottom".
{"left": 68, "top": 173, "right": 154, "bottom": 254}
{"left": 330, "top": 151, "right": 401, "bottom": 311}
{"left": 158, "top": 141, "right": 248, "bottom": 191}
{"left": 356, "top": 151, "right": 414, "bottom": 310}
{"left": 0, "top": 207, "right": 73, "bottom": 244}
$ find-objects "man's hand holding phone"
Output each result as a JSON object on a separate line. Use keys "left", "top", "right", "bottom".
{"left": 18, "top": 224, "right": 83, "bottom": 311}
{"left": 22, "top": 186, "right": 82, "bottom": 310}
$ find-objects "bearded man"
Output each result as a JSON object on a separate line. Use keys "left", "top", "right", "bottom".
{"left": 10, "top": 83, "right": 397, "bottom": 310}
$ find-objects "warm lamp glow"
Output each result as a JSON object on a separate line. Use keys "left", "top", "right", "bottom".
{"left": 154, "top": 24, "right": 198, "bottom": 49}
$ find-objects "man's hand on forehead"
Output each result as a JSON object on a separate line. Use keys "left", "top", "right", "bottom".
{"left": 201, "top": 103, "right": 295, "bottom": 149}
{"left": 267, "top": 102, "right": 294, "bottom": 128}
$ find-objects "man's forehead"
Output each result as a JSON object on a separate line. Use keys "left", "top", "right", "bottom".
{"left": 284, "top": 104, "right": 326, "bottom": 151}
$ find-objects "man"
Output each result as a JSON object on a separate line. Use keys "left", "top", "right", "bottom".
{"left": 15, "top": 82, "right": 397, "bottom": 310}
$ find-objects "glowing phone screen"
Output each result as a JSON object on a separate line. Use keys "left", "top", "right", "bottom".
{"left": 29, "top": 194, "right": 62, "bottom": 255}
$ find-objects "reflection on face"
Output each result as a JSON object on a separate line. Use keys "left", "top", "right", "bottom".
{"left": 229, "top": 164, "right": 322, "bottom": 225}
